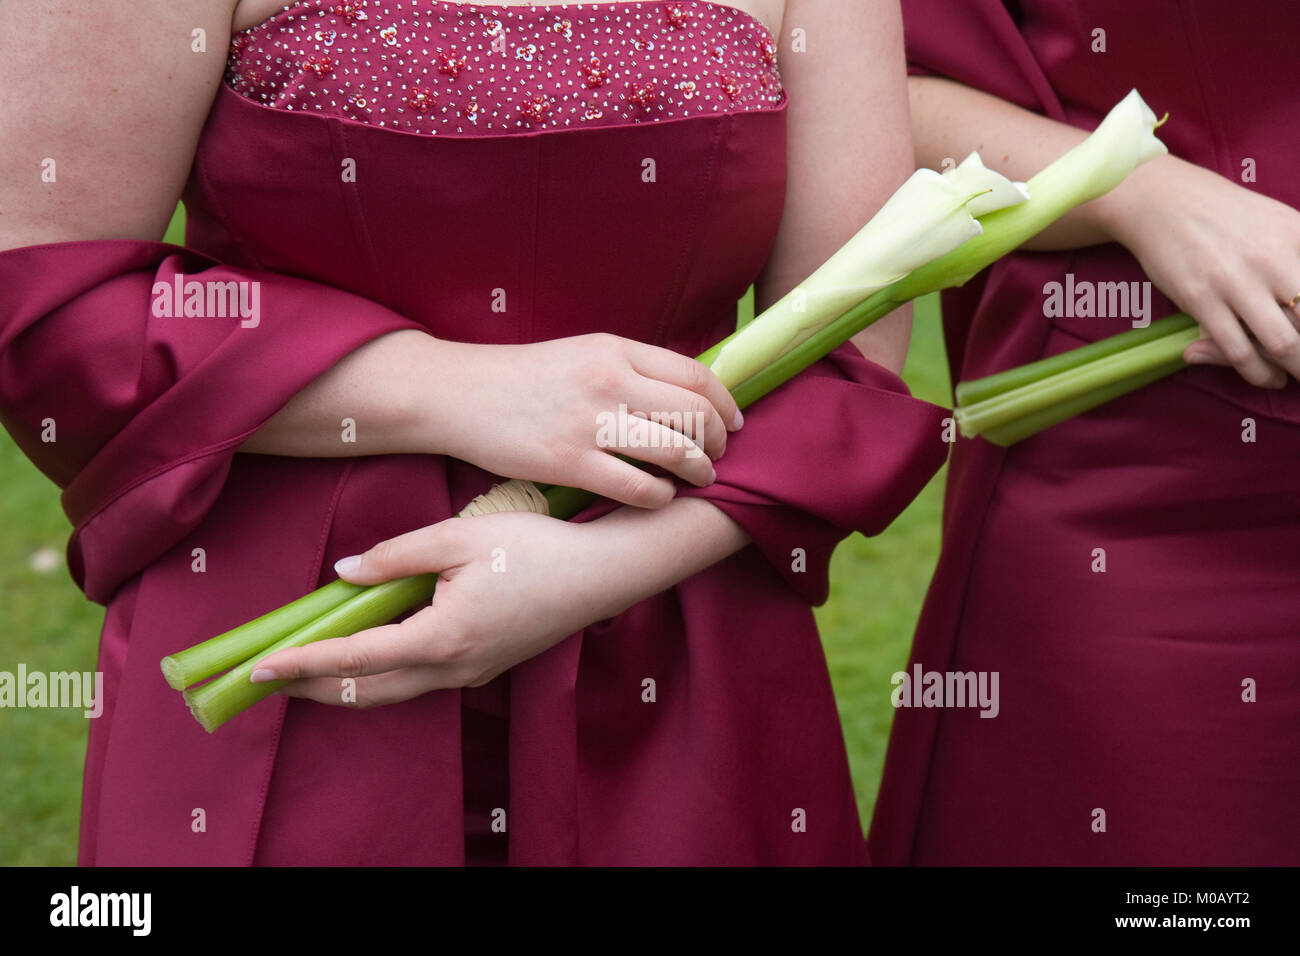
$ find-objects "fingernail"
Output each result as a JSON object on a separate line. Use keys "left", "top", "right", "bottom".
{"left": 250, "top": 668, "right": 278, "bottom": 683}
{"left": 334, "top": 555, "right": 362, "bottom": 576}
{"left": 707, "top": 467, "right": 717, "bottom": 485}
{"left": 732, "top": 410, "right": 744, "bottom": 430}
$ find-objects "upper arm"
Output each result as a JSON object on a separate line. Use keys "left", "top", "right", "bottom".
{"left": 759, "top": 0, "right": 914, "bottom": 371}
{"left": 759, "top": 0, "right": 913, "bottom": 305}
{"left": 0, "top": 0, "right": 239, "bottom": 251}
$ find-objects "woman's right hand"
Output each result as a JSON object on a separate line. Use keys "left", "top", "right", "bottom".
{"left": 429, "top": 333, "right": 743, "bottom": 509}
{"left": 1097, "top": 155, "right": 1300, "bottom": 389}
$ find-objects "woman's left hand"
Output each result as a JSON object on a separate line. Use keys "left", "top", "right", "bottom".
{"left": 249, "top": 512, "right": 634, "bottom": 707}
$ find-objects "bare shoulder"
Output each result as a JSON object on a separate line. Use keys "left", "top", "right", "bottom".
{"left": 0, "top": 0, "right": 241, "bottom": 250}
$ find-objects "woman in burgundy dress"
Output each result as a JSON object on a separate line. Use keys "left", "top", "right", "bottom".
{"left": 870, "top": 0, "right": 1300, "bottom": 865}
{"left": 0, "top": 1, "right": 944, "bottom": 864}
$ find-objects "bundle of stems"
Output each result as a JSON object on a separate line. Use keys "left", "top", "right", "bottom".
{"left": 954, "top": 312, "right": 1198, "bottom": 445}
{"left": 166, "top": 89, "right": 1170, "bottom": 732}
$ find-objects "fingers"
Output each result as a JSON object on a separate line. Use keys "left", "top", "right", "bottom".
{"left": 625, "top": 379, "right": 729, "bottom": 460}
{"left": 1235, "top": 284, "right": 1300, "bottom": 380}
{"left": 334, "top": 519, "right": 465, "bottom": 585}
{"left": 606, "top": 412, "right": 717, "bottom": 487}
{"left": 572, "top": 446, "right": 676, "bottom": 509}
{"left": 1184, "top": 337, "right": 1228, "bottom": 366}
{"left": 626, "top": 344, "right": 743, "bottom": 434}
{"left": 277, "top": 665, "right": 444, "bottom": 708}
{"left": 1184, "top": 297, "right": 1286, "bottom": 388}
{"left": 251, "top": 618, "right": 432, "bottom": 683}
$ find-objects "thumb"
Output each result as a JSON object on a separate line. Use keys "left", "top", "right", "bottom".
{"left": 334, "top": 519, "right": 466, "bottom": 584}
{"left": 1184, "top": 339, "right": 1228, "bottom": 366}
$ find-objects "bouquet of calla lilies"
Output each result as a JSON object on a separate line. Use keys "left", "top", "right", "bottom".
{"left": 165, "top": 90, "right": 1169, "bottom": 732}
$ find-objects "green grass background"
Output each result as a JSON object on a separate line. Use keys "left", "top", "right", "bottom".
{"left": 0, "top": 206, "right": 949, "bottom": 864}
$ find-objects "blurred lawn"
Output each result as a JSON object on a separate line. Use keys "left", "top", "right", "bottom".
{"left": 0, "top": 205, "right": 949, "bottom": 863}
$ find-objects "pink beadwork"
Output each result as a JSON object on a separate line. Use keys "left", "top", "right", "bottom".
{"left": 226, "top": 0, "right": 783, "bottom": 134}
{"left": 303, "top": 53, "right": 334, "bottom": 76}
{"left": 520, "top": 92, "right": 553, "bottom": 122}
{"left": 627, "top": 80, "right": 657, "bottom": 107}
{"left": 580, "top": 57, "right": 610, "bottom": 88}
{"left": 436, "top": 49, "right": 469, "bottom": 77}
{"left": 332, "top": 1, "right": 368, "bottom": 22}
{"left": 406, "top": 86, "right": 437, "bottom": 111}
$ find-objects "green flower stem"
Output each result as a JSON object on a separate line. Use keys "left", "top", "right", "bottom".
{"left": 537, "top": 482, "right": 596, "bottom": 522}
{"left": 167, "top": 484, "right": 591, "bottom": 699}
{"left": 954, "top": 312, "right": 1197, "bottom": 407}
{"left": 703, "top": 161, "right": 1179, "bottom": 408}
{"left": 160, "top": 579, "right": 366, "bottom": 690}
{"left": 728, "top": 288, "right": 900, "bottom": 408}
{"left": 978, "top": 360, "right": 1187, "bottom": 447}
{"left": 184, "top": 573, "right": 438, "bottom": 733}
{"left": 955, "top": 325, "right": 1199, "bottom": 444}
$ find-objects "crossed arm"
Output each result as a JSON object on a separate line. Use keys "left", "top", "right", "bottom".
{"left": 1, "top": 0, "right": 919, "bottom": 702}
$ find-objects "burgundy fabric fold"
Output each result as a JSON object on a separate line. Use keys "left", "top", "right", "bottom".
{"left": 0, "top": 241, "right": 424, "bottom": 604}
{"left": 678, "top": 343, "right": 947, "bottom": 604}
{"left": 902, "top": 0, "right": 1065, "bottom": 119}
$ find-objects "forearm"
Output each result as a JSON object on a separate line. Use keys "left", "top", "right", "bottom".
{"left": 239, "top": 328, "right": 456, "bottom": 457}
{"left": 908, "top": 74, "right": 1170, "bottom": 251}
{"left": 589, "top": 496, "right": 751, "bottom": 610}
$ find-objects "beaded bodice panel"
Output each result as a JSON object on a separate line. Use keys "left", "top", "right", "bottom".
{"left": 226, "top": 0, "right": 784, "bottom": 134}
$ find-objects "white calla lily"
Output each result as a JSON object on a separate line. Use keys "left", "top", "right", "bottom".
{"left": 901, "top": 88, "right": 1167, "bottom": 291}
{"left": 944, "top": 152, "right": 1031, "bottom": 216}
{"left": 709, "top": 168, "right": 1000, "bottom": 388}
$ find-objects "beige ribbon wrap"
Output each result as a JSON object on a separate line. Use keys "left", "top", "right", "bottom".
{"left": 456, "top": 478, "right": 550, "bottom": 518}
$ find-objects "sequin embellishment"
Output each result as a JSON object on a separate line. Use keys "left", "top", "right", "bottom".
{"left": 226, "top": 0, "right": 783, "bottom": 134}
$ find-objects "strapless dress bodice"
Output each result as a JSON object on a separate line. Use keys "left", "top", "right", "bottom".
{"left": 226, "top": 0, "right": 783, "bottom": 135}
{"left": 189, "top": 0, "right": 791, "bottom": 357}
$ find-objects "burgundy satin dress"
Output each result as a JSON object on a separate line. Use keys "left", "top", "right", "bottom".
{"left": 870, "top": 0, "right": 1300, "bottom": 865}
{"left": 0, "top": 0, "right": 945, "bottom": 865}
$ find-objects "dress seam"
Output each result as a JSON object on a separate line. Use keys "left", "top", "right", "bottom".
{"left": 246, "top": 458, "right": 355, "bottom": 865}
{"left": 193, "top": 127, "right": 267, "bottom": 270}
{"left": 332, "top": 121, "right": 394, "bottom": 305}
{"left": 527, "top": 134, "right": 544, "bottom": 344}
{"left": 650, "top": 110, "right": 729, "bottom": 347}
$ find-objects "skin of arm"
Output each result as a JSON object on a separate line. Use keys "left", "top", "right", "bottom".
{"left": 908, "top": 75, "right": 1300, "bottom": 387}
{"left": 759, "top": 0, "right": 917, "bottom": 375}
{"left": 253, "top": 0, "right": 925, "bottom": 700}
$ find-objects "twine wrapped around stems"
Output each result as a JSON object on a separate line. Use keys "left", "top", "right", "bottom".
{"left": 457, "top": 479, "right": 550, "bottom": 518}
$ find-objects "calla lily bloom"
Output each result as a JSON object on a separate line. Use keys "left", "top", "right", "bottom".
{"left": 902, "top": 88, "right": 1167, "bottom": 291}
{"left": 709, "top": 163, "right": 1026, "bottom": 388}
{"left": 944, "top": 151, "right": 1031, "bottom": 217}
{"left": 720, "top": 90, "right": 1169, "bottom": 409}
